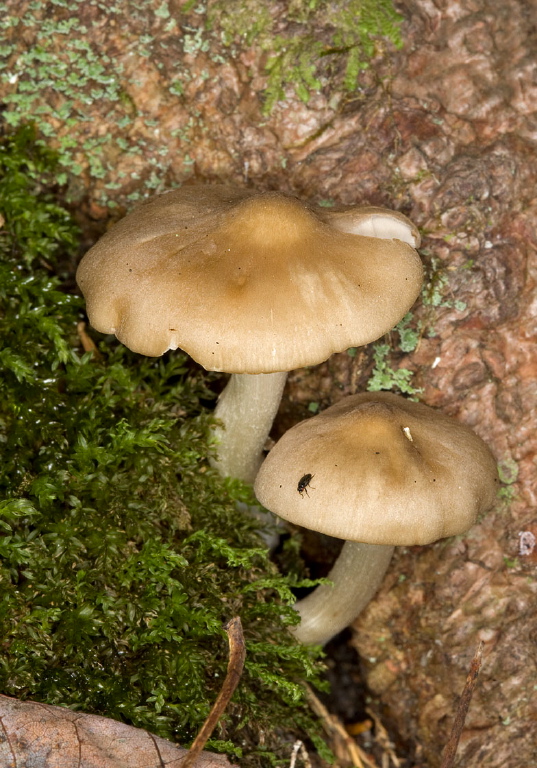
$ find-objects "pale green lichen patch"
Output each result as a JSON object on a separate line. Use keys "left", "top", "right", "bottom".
{"left": 364, "top": 253, "right": 473, "bottom": 398}
{"left": 366, "top": 341, "right": 422, "bottom": 397}
{"left": 1, "top": 0, "right": 405, "bottom": 208}
{"left": 1, "top": 0, "right": 199, "bottom": 205}
{"left": 1, "top": 8, "right": 125, "bottom": 185}
{"left": 421, "top": 254, "right": 468, "bottom": 336}
{"left": 362, "top": 247, "right": 480, "bottom": 398}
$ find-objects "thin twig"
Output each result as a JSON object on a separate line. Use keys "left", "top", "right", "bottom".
{"left": 439, "top": 642, "right": 484, "bottom": 768}
{"left": 77, "top": 321, "right": 102, "bottom": 358}
{"left": 365, "top": 708, "right": 401, "bottom": 768}
{"left": 303, "top": 684, "right": 379, "bottom": 768}
{"left": 289, "top": 740, "right": 312, "bottom": 768}
{"left": 182, "top": 617, "right": 246, "bottom": 768}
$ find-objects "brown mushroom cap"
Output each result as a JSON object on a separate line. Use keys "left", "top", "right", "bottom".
{"left": 76, "top": 186, "right": 423, "bottom": 373}
{"left": 254, "top": 392, "right": 499, "bottom": 545}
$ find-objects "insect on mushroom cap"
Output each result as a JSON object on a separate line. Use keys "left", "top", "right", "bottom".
{"left": 254, "top": 392, "right": 499, "bottom": 546}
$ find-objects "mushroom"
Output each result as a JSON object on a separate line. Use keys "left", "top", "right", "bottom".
{"left": 254, "top": 392, "right": 499, "bottom": 645}
{"left": 76, "top": 186, "right": 423, "bottom": 482}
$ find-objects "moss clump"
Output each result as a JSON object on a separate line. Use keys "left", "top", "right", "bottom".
{"left": 0, "top": 126, "right": 326, "bottom": 766}
{"left": 208, "top": 0, "right": 404, "bottom": 112}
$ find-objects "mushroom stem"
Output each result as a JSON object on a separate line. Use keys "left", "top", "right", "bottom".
{"left": 212, "top": 372, "right": 288, "bottom": 483}
{"left": 291, "top": 541, "right": 394, "bottom": 646}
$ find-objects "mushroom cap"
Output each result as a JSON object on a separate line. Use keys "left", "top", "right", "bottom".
{"left": 254, "top": 392, "right": 499, "bottom": 545}
{"left": 76, "top": 186, "right": 423, "bottom": 373}
{"left": 318, "top": 204, "right": 421, "bottom": 245}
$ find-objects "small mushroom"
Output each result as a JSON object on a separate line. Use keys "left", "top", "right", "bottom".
{"left": 254, "top": 392, "right": 499, "bottom": 645}
{"left": 76, "top": 186, "right": 423, "bottom": 482}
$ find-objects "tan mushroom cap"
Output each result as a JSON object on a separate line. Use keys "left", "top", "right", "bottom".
{"left": 254, "top": 392, "right": 499, "bottom": 545}
{"left": 76, "top": 186, "right": 423, "bottom": 373}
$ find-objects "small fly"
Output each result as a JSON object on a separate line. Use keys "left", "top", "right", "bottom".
{"left": 297, "top": 473, "right": 315, "bottom": 497}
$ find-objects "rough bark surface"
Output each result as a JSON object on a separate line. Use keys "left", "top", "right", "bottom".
{"left": 2, "top": 0, "right": 536, "bottom": 765}
{"left": 348, "top": 1, "right": 537, "bottom": 765}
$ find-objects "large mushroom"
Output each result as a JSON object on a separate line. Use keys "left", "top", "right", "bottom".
{"left": 76, "top": 186, "right": 423, "bottom": 482}
{"left": 254, "top": 392, "right": 499, "bottom": 645}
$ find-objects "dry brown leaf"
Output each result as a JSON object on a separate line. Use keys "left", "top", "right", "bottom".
{"left": 0, "top": 694, "right": 238, "bottom": 768}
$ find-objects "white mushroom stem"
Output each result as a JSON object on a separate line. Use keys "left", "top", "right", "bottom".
{"left": 291, "top": 541, "right": 395, "bottom": 646}
{"left": 212, "top": 371, "right": 288, "bottom": 483}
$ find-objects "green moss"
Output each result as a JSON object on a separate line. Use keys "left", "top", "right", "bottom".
{"left": 420, "top": 255, "right": 468, "bottom": 337}
{"left": 497, "top": 458, "right": 518, "bottom": 486}
{"left": 208, "top": 0, "right": 404, "bottom": 113}
{"left": 497, "top": 458, "right": 519, "bottom": 503}
{"left": 0, "top": 126, "right": 326, "bottom": 766}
